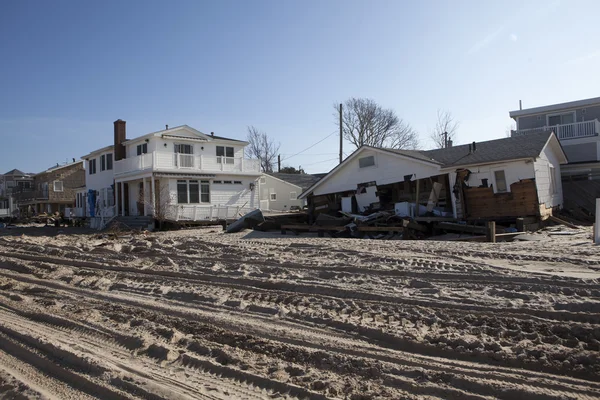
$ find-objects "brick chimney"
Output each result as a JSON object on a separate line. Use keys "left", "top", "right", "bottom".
{"left": 114, "top": 119, "right": 126, "bottom": 161}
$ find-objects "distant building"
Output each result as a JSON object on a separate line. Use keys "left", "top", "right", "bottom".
{"left": 13, "top": 162, "right": 85, "bottom": 215}
{"left": 258, "top": 173, "right": 321, "bottom": 211}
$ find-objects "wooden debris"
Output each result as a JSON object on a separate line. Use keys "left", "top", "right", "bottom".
{"left": 548, "top": 215, "right": 579, "bottom": 230}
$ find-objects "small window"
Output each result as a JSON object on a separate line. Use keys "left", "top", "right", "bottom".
{"left": 290, "top": 191, "right": 297, "bottom": 200}
{"left": 259, "top": 177, "right": 266, "bottom": 184}
{"left": 550, "top": 166, "right": 557, "bottom": 194}
{"left": 100, "top": 155, "right": 106, "bottom": 171}
{"left": 53, "top": 181, "right": 63, "bottom": 192}
{"left": 213, "top": 180, "right": 222, "bottom": 184}
{"left": 177, "top": 180, "right": 188, "bottom": 203}
{"left": 189, "top": 180, "right": 200, "bottom": 203}
{"left": 234, "top": 181, "right": 242, "bottom": 184}
{"left": 223, "top": 180, "right": 232, "bottom": 184}
{"left": 359, "top": 155, "right": 375, "bottom": 168}
{"left": 137, "top": 143, "right": 148, "bottom": 156}
{"left": 174, "top": 144, "right": 192, "bottom": 154}
{"left": 88, "top": 159, "right": 97, "bottom": 175}
{"left": 200, "top": 181, "right": 210, "bottom": 203}
{"left": 270, "top": 193, "right": 277, "bottom": 201}
{"left": 106, "top": 153, "right": 113, "bottom": 170}
{"left": 494, "top": 170, "right": 507, "bottom": 192}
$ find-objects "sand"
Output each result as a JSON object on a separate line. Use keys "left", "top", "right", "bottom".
{"left": 0, "top": 224, "right": 599, "bottom": 399}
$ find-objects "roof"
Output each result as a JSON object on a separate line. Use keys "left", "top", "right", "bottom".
{"left": 266, "top": 173, "right": 322, "bottom": 191}
{"left": 299, "top": 132, "right": 564, "bottom": 199}
{"left": 3, "top": 169, "right": 27, "bottom": 176}
{"left": 509, "top": 96, "right": 600, "bottom": 118}
{"left": 38, "top": 160, "right": 84, "bottom": 175}
{"left": 126, "top": 125, "right": 248, "bottom": 146}
{"left": 81, "top": 144, "right": 114, "bottom": 159}
{"left": 422, "top": 131, "right": 554, "bottom": 168}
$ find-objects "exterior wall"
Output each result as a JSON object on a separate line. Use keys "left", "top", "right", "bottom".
{"left": 86, "top": 150, "right": 115, "bottom": 191}
{"left": 312, "top": 149, "right": 441, "bottom": 196}
{"left": 165, "top": 176, "right": 258, "bottom": 209}
{"left": 517, "top": 104, "right": 600, "bottom": 130}
{"left": 560, "top": 136, "right": 600, "bottom": 163}
{"left": 533, "top": 143, "right": 564, "bottom": 209}
{"left": 447, "top": 160, "right": 536, "bottom": 219}
{"left": 126, "top": 135, "right": 245, "bottom": 161}
{"left": 258, "top": 175, "right": 305, "bottom": 211}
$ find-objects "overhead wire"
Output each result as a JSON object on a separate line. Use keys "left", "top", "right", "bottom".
{"left": 280, "top": 130, "right": 338, "bottom": 162}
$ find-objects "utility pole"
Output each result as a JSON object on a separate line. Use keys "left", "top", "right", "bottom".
{"left": 339, "top": 103, "right": 343, "bottom": 164}
{"left": 277, "top": 154, "right": 281, "bottom": 172}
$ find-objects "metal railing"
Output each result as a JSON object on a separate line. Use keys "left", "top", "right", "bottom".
{"left": 512, "top": 119, "right": 600, "bottom": 140}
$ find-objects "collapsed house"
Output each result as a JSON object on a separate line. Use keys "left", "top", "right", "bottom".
{"left": 299, "top": 131, "right": 567, "bottom": 223}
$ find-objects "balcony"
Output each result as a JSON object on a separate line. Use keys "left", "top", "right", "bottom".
{"left": 114, "top": 152, "right": 261, "bottom": 177}
{"left": 13, "top": 189, "right": 48, "bottom": 202}
{"left": 512, "top": 119, "right": 600, "bottom": 140}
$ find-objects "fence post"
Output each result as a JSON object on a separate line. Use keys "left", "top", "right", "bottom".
{"left": 209, "top": 207, "right": 213, "bottom": 221}
{"left": 193, "top": 206, "right": 198, "bottom": 221}
{"left": 486, "top": 221, "right": 496, "bottom": 243}
{"left": 176, "top": 206, "right": 180, "bottom": 221}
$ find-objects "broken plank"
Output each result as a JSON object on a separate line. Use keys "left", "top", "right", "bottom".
{"left": 357, "top": 226, "right": 404, "bottom": 232}
{"left": 548, "top": 215, "right": 579, "bottom": 230}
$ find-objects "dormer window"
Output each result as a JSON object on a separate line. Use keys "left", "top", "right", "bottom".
{"left": 216, "top": 146, "right": 234, "bottom": 164}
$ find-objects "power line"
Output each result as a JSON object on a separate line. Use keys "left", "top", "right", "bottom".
{"left": 280, "top": 131, "right": 337, "bottom": 162}
{"left": 279, "top": 152, "right": 338, "bottom": 156}
{"left": 301, "top": 157, "right": 339, "bottom": 167}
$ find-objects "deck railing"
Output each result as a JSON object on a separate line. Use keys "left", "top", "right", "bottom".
{"left": 512, "top": 119, "right": 600, "bottom": 140}
{"left": 168, "top": 205, "right": 254, "bottom": 221}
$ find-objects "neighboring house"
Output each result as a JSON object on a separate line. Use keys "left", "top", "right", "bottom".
{"left": 79, "top": 144, "right": 116, "bottom": 220}
{"left": 258, "top": 173, "right": 321, "bottom": 211}
{"left": 78, "top": 120, "right": 261, "bottom": 226}
{"left": 299, "top": 131, "right": 567, "bottom": 221}
{"left": 509, "top": 97, "right": 600, "bottom": 173}
{"left": 13, "top": 162, "right": 85, "bottom": 215}
{"left": 1, "top": 169, "right": 34, "bottom": 217}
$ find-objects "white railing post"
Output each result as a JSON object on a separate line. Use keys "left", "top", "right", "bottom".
{"left": 241, "top": 157, "right": 244, "bottom": 172}
{"left": 221, "top": 157, "right": 224, "bottom": 171}
{"left": 193, "top": 206, "right": 198, "bottom": 221}
{"left": 176, "top": 206, "right": 180, "bottom": 221}
{"left": 209, "top": 207, "right": 213, "bottom": 220}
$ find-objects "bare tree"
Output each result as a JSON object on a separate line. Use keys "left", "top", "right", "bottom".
{"left": 335, "top": 98, "right": 419, "bottom": 150}
{"left": 246, "top": 126, "right": 281, "bottom": 172}
{"left": 429, "top": 109, "right": 459, "bottom": 148}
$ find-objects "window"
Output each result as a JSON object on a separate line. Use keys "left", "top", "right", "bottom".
{"left": 106, "top": 153, "right": 113, "bottom": 170}
{"left": 201, "top": 181, "right": 210, "bottom": 203}
{"left": 290, "top": 191, "right": 297, "bottom": 200}
{"left": 548, "top": 112, "right": 574, "bottom": 126}
{"left": 137, "top": 143, "right": 148, "bottom": 156}
{"left": 223, "top": 180, "right": 232, "bottom": 184}
{"left": 174, "top": 144, "right": 193, "bottom": 154}
{"left": 216, "top": 146, "right": 234, "bottom": 164}
{"left": 100, "top": 155, "right": 106, "bottom": 171}
{"left": 234, "top": 181, "right": 242, "bottom": 184}
{"left": 213, "top": 180, "right": 222, "bottom": 184}
{"left": 550, "top": 166, "right": 557, "bottom": 194}
{"left": 88, "top": 159, "right": 97, "bottom": 175}
{"left": 177, "top": 180, "right": 210, "bottom": 204}
{"left": 359, "top": 155, "right": 375, "bottom": 168}
{"left": 53, "top": 181, "right": 63, "bottom": 192}
{"left": 270, "top": 193, "right": 277, "bottom": 201}
{"left": 494, "top": 170, "right": 507, "bottom": 192}
{"left": 259, "top": 177, "right": 266, "bottom": 184}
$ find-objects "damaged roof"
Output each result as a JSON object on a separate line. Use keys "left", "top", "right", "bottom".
{"left": 267, "top": 173, "right": 322, "bottom": 191}
{"left": 421, "top": 130, "right": 554, "bottom": 168}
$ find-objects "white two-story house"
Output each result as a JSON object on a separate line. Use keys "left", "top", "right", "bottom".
{"left": 79, "top": 120, "right": 261, "bottom": 228}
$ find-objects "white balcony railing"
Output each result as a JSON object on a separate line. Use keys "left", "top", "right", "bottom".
{"left": 513, "top": 119, "right": 600, "bottom": 140}
{"left": 114, "top": 153, "right": 261, "bottom": 176}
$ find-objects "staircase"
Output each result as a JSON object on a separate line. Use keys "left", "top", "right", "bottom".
{"left": 108, "top": 216, "right": 155, "bottom": 231}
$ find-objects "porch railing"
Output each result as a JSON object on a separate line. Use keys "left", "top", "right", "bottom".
{"left": 168, "top": 205, "right": 254, "bottom": 221}
{"left": 512, "top": 119, "right": 600, "bottom": 140}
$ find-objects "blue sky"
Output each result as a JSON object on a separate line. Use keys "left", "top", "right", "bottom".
{"left": 1, "top": 0, "right": 600, "bottom": 174}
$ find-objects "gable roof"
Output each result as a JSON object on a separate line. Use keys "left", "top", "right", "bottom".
{"left": 299, "top": 131, "right": 565, "bottom": 199}
{"left": 126, "top": 125, "right": 248, "bottom": 146}
{"left": 266, "top": 173, "right": 322, "bottom": 191}
{"left": 3, "top": 169, "right": 27, "bottom": 176}
{"left": 422, "top": 131, "right": 555, "bottom": 169}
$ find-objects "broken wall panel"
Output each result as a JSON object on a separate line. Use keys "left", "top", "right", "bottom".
{"left": 463, "top": 179, "right": 538, "bottom": 219}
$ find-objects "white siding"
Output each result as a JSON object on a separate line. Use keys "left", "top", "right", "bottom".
{"left": 259, "top": 175, "right": 305, "bottom": 211}
{"left": 534, "top": 143, "right": 564, "bottom": 208}
{"left": 85, "top": 150, "right": 115, "bottom": 191}
{"left": 313, "top": 149, "right": 440, "bottom": 196}
{"left": 167, "top": 176, "right": 258, "bottom": 209}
